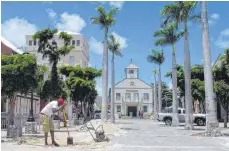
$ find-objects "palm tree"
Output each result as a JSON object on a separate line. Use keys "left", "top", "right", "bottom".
{"left": 147, "top": 49, "right": 165, "bottom": 113}
{"left": 154, "top": 23, "right": 184, "bottom": 126}
{"left": 91, "top": 6, "right": 119, "bottom": 120}
{"left": 161, "top": 1, "right": 199, "bottom": 130}
{"left": 108, "top": 34, "right": 122, "bottom": 123}
{"left": 201, "top": 1, "right": 219, "bottom": 136}
{"left": 152, "top": 68, "right": 158, "bottom": 118}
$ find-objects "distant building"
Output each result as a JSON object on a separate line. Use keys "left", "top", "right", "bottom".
{"left": 114, "top": 60, "right": 153, "bottom": 117}
{"left": 24, "top": 31, "right": 89, "bottom": 69}
{"left": 1, "top": 36, "right": 23, "bottom": 55}
{"left": 24, "top": 31, "right": 90, "bottom": 111}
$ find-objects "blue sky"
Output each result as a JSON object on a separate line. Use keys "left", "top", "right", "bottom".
{"left": 1, "top": 1, "right": 229, "bottom": 95}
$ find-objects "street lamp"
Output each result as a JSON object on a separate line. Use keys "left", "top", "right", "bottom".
{"left": 27, "top": 89, "right": 35, "bottom": 122}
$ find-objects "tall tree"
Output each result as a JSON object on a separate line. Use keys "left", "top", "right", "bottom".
{"left": 166, "top": 64, "right": 206, "bottom": 113}
{"left": 201, "top": 1, "right": 219, "bottom": 135}
{"left": 108, "top": 34, "right": 122, "bottom": 123}
{"left": 1, "top": 54, "right": 37, "bottom": 137}
{"left": 191, "top": 64, "right": 205, "bottom": 113}
{"left": 161, "top": 1, "right": 199, "bottom": 130}
{"left": 33, "top": 28, "right": 74, "bottom": 100}
{"left": 147, "top": 49, "right": 165, "bottom": 113}
{"left": 152, "top": 68, "right": 158, "bottom": 118}
{"left": 161, "top": 82, "right": 173, "bottom": 108}
{"left": 154, "top": 23, "right": 184, "bottom": 126}
{"left": 59, "top": 65, "right": 102, "bottom": 119}
{"left": 166, "top": 65, "right": 185, "bottom": 98}
{"left": 91, "top": 6, "right": 119, "bottom": 120}
{"left": 213, "top": 48, "right": 229, "bottom": 128}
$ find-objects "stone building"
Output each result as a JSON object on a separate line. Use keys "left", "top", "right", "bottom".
{"left": 114, "top": 60, "right": 153, "bottom": 117}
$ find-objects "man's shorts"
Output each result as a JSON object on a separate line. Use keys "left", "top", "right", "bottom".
{"left": 40, "top": 114, "right": 54, "bottom": 133}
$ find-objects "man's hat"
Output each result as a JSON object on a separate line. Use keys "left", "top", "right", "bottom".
{"left": 58, "top": 97, "right": 64, "bottom": 105}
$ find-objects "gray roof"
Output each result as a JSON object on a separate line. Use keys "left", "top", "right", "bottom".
{"left": 126, "top": 63, "right": 139, "bottom": 69}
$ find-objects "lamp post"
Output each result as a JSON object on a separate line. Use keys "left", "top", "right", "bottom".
{"left": 27, "top": 89, "right": 35, "bottom": 122}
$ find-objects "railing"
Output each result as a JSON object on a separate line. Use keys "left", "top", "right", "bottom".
{"left": 1, "top": 112, "right": 41, "bottom": 131}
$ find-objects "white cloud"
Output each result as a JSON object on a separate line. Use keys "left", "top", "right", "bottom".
{"left": 98, "top": 1, "right": 124, "bottom": 9}
{"left": 109, "top": 1, "right": 124, "bottom": 9}
{"left": 208, "top": 13, "right": 220, "bottom": 25}
{"left": 2, "top": 17, "right": 38, "bottom": 47}
{"left": 216, "top": 28, "right": 229, "bottom": 48}
{"left": 56, "top": 12, "right": 86, "bottom": 33}
{"left": 211, "top": 13, "right": 220, "bottom": 20}
{"left": 89, "top": 37, "right": 103, "bottom": 54}
{"left": 111, "top": 32, "right": 128, "bottom": 49}
{"left": 46, "top": 8, "right": 56, "bottom": 19}
{"left": 89, "top": 32, "right": 127, "bottom": 55}
{"left": 221, "top": 28, "right": 229, "bottom": 36}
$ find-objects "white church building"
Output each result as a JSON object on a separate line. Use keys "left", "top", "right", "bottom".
{"left": 114, "top": 61, "right": 153, "bottom": 117}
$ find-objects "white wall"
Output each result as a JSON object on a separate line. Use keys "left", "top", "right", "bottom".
{"left": 126, "top": 68, "right": 138, "bottom": 79}
{"left": 5, "top": 94, "right": 40, "bottom": 115}
{"left": 114, "top": 78, "right": 153, "bottom": 115}
{"left": 25, "top": 33, "right": 89, "bottom": 68}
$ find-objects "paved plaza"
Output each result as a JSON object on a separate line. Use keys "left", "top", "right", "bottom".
{"left": 1, "top": 119, "right": 229, "bottom": 151}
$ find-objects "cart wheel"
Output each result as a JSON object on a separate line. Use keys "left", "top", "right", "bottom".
{"left": 95, "top": 131, "right": 105, "bottom": 142}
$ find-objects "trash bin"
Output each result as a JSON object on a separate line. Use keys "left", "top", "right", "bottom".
{"left": 53, "top": 120, "right": 60, "bottom": 129}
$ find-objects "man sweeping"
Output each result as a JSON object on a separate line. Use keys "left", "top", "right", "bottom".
{"left": 40, "top": 98, "right": 66, "bottom": 146}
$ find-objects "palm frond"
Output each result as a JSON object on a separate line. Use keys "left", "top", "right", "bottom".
{"left": 176, "top": 30, "right": 185, "bottom": 39}
{"left": 96, "top": 5, "right": 106, "bottom": 16}
{"left": 152, "top": 68, "right": 157, "bottom": 74}
{"left": 161, "top": 3, "right": 181, "bottom": 25}
{"left": 189, "top": 14, "right": 201, "bottom": 23}
{"left": 90, "top": 17, "right": 101, "bottom": 24}
{"left": 155, "top": 38, "right": 168, "bottom": 46}
{"left": 147, "top": 49, "right": 164, "bottom": 64}
{"left": 160, "top": 4, "right": 174, "bottom": 16}
{"left": 153, "top": 29, "right": 167, "bottom": 37}
{"left": 108, "top": 7, "right": 119, "bottom": 18}
{"left": 147, "top": 55, "right": 160, "bottom": 64}
{"left": 165, "top": 72, "right": 172, "bottom": 78}
{"left": 108, "top": 34, "right": 122, "bottom": 57}
{"left": 113, "top": 49, "right": 122, "bottom": 57}
{"left": 109, "top": 34, "right": 116, "bottom": 43}
{"left": 168, "top": 22, "right": 178, "bottom": 30}
{"left": 151, "top": 49, "right": 160, "bottom": 55}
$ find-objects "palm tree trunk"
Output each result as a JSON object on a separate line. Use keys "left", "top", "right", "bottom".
{"left": 171, "top": 44, "right": 179, "bottom": 126}
{"left": 111, "top": 53, "right": 115, "bottom": 123}
{"left": 158, "top": 65, "right": 162, "bottom": 113}
{"left": 101, "top": 28, "right": 109, "bottom": 121}
{"left": 154, "top": 74, "right": 158, "bottom": 119}
{"left": 201, "top": 1, "right": 219, "bottom": 135}
{"left": 152, "top": 84, "right": 154, "bottom": 115}
{"left": 184, "top": 20, "right": 194, "bottom": 130}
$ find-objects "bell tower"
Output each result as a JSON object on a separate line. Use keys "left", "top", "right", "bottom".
{"left": 125, "top": 59, "right": 139, "bottom": 79}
